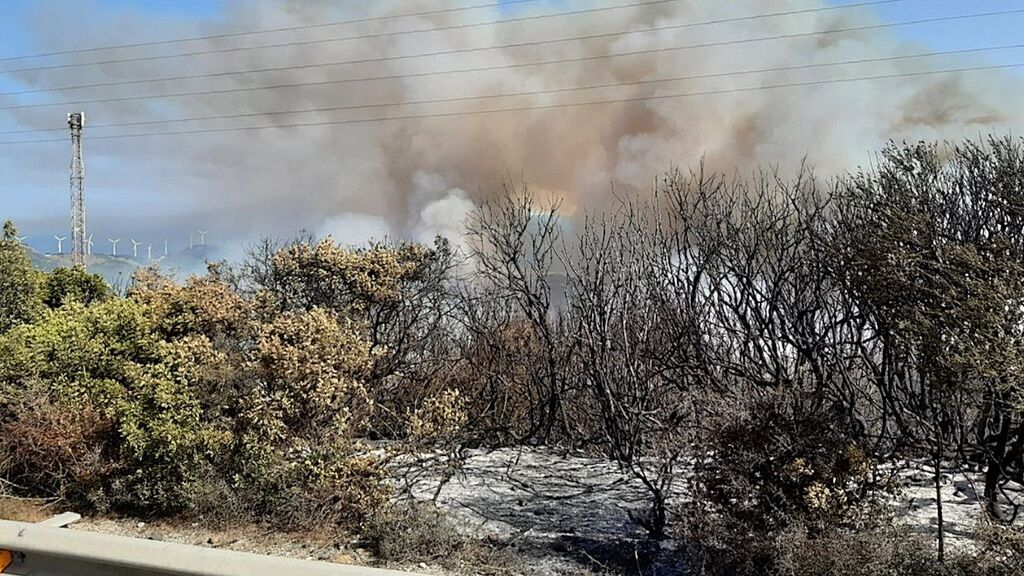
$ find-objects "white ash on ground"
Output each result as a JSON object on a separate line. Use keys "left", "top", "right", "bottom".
{"left": 890, "top": 461, "right": 1023, "bottom": 550}
{"left": 398, "top": 448, "right": 1024, "bottom": 574}
{"left": 396, "top": 447, "right": 683, "bottom": 575}
{"left": 3, "top": 449, "right": 1019, "bottom": 576}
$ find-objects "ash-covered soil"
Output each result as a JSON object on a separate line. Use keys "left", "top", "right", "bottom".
{"left": 398, "top": 447, "right": 682, "bottom": 575}
{"left": 891, "top": 461, "right": 1023, "bottom": 548}
{"left": 2, "top": 448, "right": 1019, "bottom": 575}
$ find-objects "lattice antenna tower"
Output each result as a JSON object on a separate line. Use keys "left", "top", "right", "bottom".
{"left": 68, "top": 112, "right": 86, "bottom": 267}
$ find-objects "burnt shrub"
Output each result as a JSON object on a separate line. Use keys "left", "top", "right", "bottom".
{"left": 681, "top": 387, "right": 887, "bottom": 575}
{"left": 363, "top": 502, "right": 518, "bottom": 574}
{"left": 0, "top": 392, "right": 114, "bottom": 508}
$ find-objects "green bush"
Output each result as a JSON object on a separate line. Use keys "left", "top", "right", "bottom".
{"left": 0, "top": 221, "right": 42, "bottom": 333}
{"left": 0, "top": 298, "right": 226, "bottom": 514}
{"left": 128, "top": 268, "right": 250, "bottom": 342}
{"left": 225, "top": 307, "right": 390, "bottom": 528}
{"left": 0, "top": 238, "right": 416, "bottom": 530}
{"left": 41, "top": 267, "right": 110, "bottom": 309}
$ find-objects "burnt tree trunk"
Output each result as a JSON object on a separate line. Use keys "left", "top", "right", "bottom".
{"left": 983, "top": 391, "right": 1013, "bottom": 521}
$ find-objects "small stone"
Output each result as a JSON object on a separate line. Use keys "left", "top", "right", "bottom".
{"left": 332, "top": 553, "right": 356, "bottom": 564}
{"left": 136, "top": 522, "right": 146, "bottom": 529}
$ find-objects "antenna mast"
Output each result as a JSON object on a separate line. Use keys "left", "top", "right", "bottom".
{"left": 68, "top": 112, "right": 86, "bottom": 267}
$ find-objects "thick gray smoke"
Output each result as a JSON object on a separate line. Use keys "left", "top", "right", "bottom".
{"left": 1, "top": 0, "right": 1022, "bottom": 248}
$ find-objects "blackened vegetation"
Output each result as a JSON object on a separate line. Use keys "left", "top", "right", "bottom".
{"left": 455, "top": 138, "right": 1024, "bottom": 573}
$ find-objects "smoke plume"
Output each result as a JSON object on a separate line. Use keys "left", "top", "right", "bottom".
{"left": 1, "top": 0, "right": 1022, "bottom": 247}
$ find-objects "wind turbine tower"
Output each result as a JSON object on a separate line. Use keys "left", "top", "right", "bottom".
{"left": 109, "top": 238, "right": 121, "bottom": 257}
{"left": 68, "top": 112, "right": 86, "bottom": 267}
{"left": 54, "top": 236, "right": 66, "bottom": 254}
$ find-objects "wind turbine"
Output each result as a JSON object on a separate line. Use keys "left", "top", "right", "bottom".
{"left": 131, "top": 239, "right": 142, "bottom": 259}
{"left": 147, "top": 244, "right": 153, "bottom": 261}
{"left": 54, "top": 236, "right": 67, "bottom": 254}
{"left": 153, "top": 256, "right": 166, "bottom": 265}
{"left": 163, "top": 238, "right": 169, "bottom": 256}
{"left": 188, "top": 233, "right": 194, "bottom": 250}
{"left": 108, "top": 238, "right": 121, "bottom": 257}
{"left": 15, "top": 236, "right": 27, "bottom": 245}
{"left": 86, "top": 234, "right": 94, "bottom": 255}
{"left": 197, "top": 230, "right": 208, "bottom": 246}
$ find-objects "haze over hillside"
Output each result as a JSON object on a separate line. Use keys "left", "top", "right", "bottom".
{"left": 24, "top": 243, "right": 219, "bottom": 284}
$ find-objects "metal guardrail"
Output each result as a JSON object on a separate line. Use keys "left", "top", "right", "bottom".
{"left": 0, "top": 519, "right": 418, "bottom": 576}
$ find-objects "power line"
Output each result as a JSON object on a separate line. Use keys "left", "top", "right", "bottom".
{"left": 1, "top": 61, "right": 1020, "bottom": 145}
{"left": 0, "top": 0, "right": 680, "bottom": 74}
{"left": 3, "top": 44, "right": 1021, "bottom": 137}
{"left": 0, "top": 0, "right": 905, "bottom": 76}
{"left": 0, "top": 0, "right": 542, "bottom": 62}
{"left": 1, "top": 6, "right": 1014, "bottom": 112}
{"left": 0, "top": 0, "right": 906, "bottom": 99}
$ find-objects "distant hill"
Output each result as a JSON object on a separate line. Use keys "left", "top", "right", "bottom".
{"left": 25, "top": 245, "right": 218, "bottom": 287}
{"left": 27, "top": 248, "right": 139, "bottom": 288}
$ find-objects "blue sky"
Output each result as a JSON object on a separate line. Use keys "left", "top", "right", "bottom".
{"left": 1, "top": 0, "right": 1023, "bottom": 253}
{"left": 829, "top": 0, "right": 1024, "bottom": 53}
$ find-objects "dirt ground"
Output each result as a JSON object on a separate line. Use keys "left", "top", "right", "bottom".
{"left": 0, "top": 502, "right": 380, "bottom": 567}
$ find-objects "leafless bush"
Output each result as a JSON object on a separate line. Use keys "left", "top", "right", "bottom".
{"left": 465, "top": 181, "right": 575, "bottom": 444}
{"left": 563, "top": 195, "right": 696, "bottom": 537}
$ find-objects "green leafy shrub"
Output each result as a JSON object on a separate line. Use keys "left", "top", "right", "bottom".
{"left": 0, "top": 298, "right": 226, "bottom": 514}
{"left": 408, "top": 388, "right": 468, "bottom": 444}
{"left": 41, "top": 267, "right": 110, "bottom": 308}
{"left": 129, "top": 268, "right": 250, "bottom": 342}
{"left": 0, "top": 221, "right": 42, "bottom": 333}
{"left": 250, "top": 307, "right": 371, "bottom": 435}
{"left": 262, "top": 451, "right": 391, "bottom": 531}
{"left": 225, "top": 307, "right": 390, "bottom": 528}
{"left": 270, "top": 238, "right": 433, "bottom": 311}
